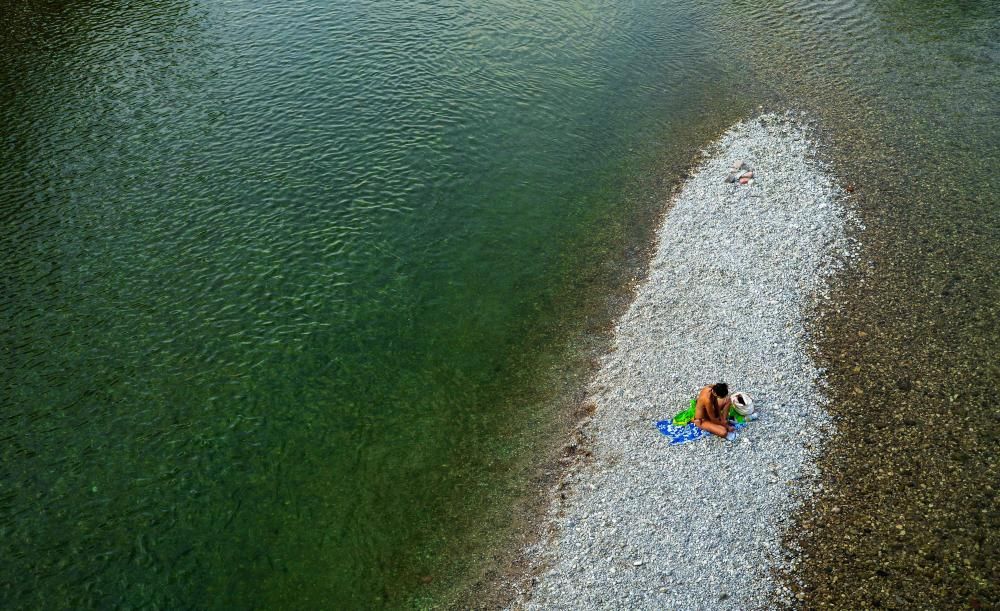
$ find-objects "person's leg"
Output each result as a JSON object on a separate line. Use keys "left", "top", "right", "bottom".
{"left": 694, "top": 419, "right": 728, "bottom": 437}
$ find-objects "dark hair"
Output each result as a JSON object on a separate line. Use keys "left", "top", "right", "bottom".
{"left": 711, "top": 382, "right": 729, "bottom": 398}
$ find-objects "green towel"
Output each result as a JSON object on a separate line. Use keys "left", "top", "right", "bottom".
{"left": 672, "top": 398, "right": 698, "bottom": 426}
{"left": 671, "top": 397, "right": 745, "bottom": 426}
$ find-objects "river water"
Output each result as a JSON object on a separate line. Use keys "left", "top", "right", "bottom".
{"left": 1, "top": 0, "right": 995, "bottom": 607}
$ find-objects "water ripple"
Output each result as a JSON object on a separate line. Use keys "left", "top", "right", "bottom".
{"left": 3, "top": 0, "right": 994, "bottom": 607}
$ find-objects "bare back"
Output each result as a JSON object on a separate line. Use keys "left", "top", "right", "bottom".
{"left": 694, "top": 385, "right": 724, "bottom": 424}
{"left": 694, "top": 384, "right": 734, "bottom": 438}
{"left": 694, "top": 386, "right": 719, "bottom": 422}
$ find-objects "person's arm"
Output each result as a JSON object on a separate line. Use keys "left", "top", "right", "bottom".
{"left": 721, "top": 397, "right": 735, "bottom": 430}
{"left": 706, "top": 397, "right": 723, "bottom": 425}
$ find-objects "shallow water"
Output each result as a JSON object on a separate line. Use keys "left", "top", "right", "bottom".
{"left": 0, "top": 1, "right": 748, "bottom": 607}
{"left": 1, "top": 0, "right": 996, "bottom": 607}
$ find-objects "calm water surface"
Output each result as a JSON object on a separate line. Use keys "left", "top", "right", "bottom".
{"left": 1, "top": 0, "right": 995, "bottom": 607}
{"left": 2, "top": 0, "right": 741, "bottom": 606}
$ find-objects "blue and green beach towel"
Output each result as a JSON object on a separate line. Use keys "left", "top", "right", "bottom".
{"left": 656, "top": 398, "right": 749, "bottom": 444}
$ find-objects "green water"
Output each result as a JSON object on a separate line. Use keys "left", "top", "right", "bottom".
{"left": 1, "top": 0, "right": 996, "bottom": 607}
{"left": 1, "top": 1, "right": 745, "bottom": 607}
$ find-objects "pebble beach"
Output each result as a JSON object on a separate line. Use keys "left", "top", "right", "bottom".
{"left": 516, "top": 113, "right": 857, "bottom": 609}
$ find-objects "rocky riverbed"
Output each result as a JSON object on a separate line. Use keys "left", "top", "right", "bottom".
{"left": 514, "top": 113, "right": 858, "bottom": 609}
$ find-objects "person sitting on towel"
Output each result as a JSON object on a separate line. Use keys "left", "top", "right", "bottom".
{"left": 693, "top": 382, "right": 735, "bottom": 440}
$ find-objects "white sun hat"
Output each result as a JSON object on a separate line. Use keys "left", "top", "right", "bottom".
{"left": 731, "top": 391, "right": 754, "bottom": 416}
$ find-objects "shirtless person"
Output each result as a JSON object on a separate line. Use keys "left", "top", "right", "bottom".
{"left": 693, "top": 382, "right": 736, "bottom": 440}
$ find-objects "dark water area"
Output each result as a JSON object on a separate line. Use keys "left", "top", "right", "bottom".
{"left": 1, "top": 0, "right": 746, "bottom": 607}
{"left": 1, "top": 0, "right": 996, "bottom": 607}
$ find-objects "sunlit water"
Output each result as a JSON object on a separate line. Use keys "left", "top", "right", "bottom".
{"left": 1, "top": 0, "right": 995, "bottom": 607}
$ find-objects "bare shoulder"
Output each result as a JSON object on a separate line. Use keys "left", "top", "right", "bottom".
{"left": 695, "top": 385, "right": 712, "bottom": 410}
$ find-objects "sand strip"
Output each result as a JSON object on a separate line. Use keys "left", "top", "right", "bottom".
{"left": 516, "top": 112, "right": 857, "bottom": 609}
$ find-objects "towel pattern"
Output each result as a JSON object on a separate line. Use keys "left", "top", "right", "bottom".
{"left": 656, "top": 418, "right": 748, "bottom": 445}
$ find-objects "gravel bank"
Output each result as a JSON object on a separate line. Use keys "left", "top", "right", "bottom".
{"left": 517, "top": 113, "right": 856, "bottom": 609}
